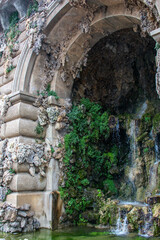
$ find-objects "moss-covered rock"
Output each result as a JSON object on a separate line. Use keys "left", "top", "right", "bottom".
{"left": 127, "top": 207, "right": 144, "bottom": 231}
{"left": 137, "top": 132, "right": 148, "bottom": 142}
{"left": 99, "top": 199, "right": 119, "bottom": 226}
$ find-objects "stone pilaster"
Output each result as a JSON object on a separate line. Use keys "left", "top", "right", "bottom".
{"left": 150, "top": 28, "right": 160, "bottom": 97}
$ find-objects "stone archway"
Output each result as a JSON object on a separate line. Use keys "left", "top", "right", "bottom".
{"left": 0, "top": 0, "right": 159, "bottom": 231}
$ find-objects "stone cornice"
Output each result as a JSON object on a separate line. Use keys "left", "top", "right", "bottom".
{"left": 9, "top": 91, "right": 37, "bottom": 105}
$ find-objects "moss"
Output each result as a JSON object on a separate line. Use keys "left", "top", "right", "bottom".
{"left": 153, "top": 222, "right": 160, "bottom": 237}
{"left": 136, "top": 132, "right": 148, "bottom": 142}
{"left": 155, "top": 42, "right": 160, "bottom": 51}
{"left": 127, "top": 207, "right": 143, "bottom": 231}
{"left": 6, "top": 65, "right": 15, "bottom": 74}
{"left": 99, "top": 200, "right": 119, "bottom": 226}
{"left": 27, "top": 0, "right": 38, "bottom": 17}
{"left": 153, "top": 113, "right": 160, "bottom": 131}
{"left": 145, "top": 140, "right": 154, "bottom": 149}
{"left": 152, "top": 204, "right": 160, "bottom": 218}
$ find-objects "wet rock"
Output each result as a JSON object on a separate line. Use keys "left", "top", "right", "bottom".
{"left": 146, "top": 196, "right": 160, "bottom": 205}
{"left": 28, "top": 217, "right": 33, "bottom": 225}
{"left": 33, "top": 218, "right": 40, "bottom": 229}
{"left": 18, "top": 211, "right": 27, "bottom": 217}
{"left": 21, "top": 218, "right": 27, "bottom": 228}
{"left": 23, "top": 224, "right": 34, "bottom": 232}
{"left": 82, "top": 211, "right": 99, "bottom": 224}
{"left": 10, "top": 222, "right": 20, "bottom": 228}
{"left": 4, "top": 207, "right": 17, "bottom": 221}
{"left": 16, "top": 216, "right": 22, "bottom": 222}
{"left": 0, "top": 209, "right": 5, "bottom": 218}
{"left": 3, "top": 222, "right": 10, "bottom": 232}
{"left": 10, "top": 227, "right": 22, "bottom": 233}
{"left": 27, "top": 211, "right": 35, "bottom": 217}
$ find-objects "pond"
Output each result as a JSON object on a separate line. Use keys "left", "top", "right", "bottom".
{"left": 0, "top": 227, "right": 158, "bottom": 240}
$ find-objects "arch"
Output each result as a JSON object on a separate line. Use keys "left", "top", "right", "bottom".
{"left": 14, "top": 0, "right": 159, "bottom": 98}
{"left": 51, "top": 3, "right": 141, "bottom": 98}
{"left": 12, "top": 0, "right": 71, "bottom": 93}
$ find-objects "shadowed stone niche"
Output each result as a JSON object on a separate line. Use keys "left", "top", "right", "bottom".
{"left": 0, "top": 0, "right": 31, "bottom": 30}
{"left": 72, "top": 28, "right": 157, "bottom": 114}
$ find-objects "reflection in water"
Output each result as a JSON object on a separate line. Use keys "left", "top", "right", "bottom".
{"left": 0, "top": 227, "right": 158, "bottom": 240}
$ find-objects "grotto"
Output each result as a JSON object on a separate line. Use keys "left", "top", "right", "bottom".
{"left": 0, "top": 0, "right": 160, "bottom": 239}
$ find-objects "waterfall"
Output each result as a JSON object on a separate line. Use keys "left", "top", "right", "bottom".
{"left": 128, "top": 102, "right": 148, "bottom": 199}
{"left": 112, "top": 119, "right": 120, "bottom": 147}
{"left": 148, "top": 135, "right": 160, "bottom": 193}
{"left": 139, "top": 207, "right": 153, "bottom": 237}
{"left": 112, "top": 209, "right": 128, "bottom": 235}
{"left": 128, "top": 120, "right": 138, "bottom": 194}
{"left": 135, "top": 102, "right": 148, "bottom": 119}
{"left": 155, "top": 135, "right": 160, "bottom": 163}
{"left": 149, "top": 162, "right": 158, "bottom": 193}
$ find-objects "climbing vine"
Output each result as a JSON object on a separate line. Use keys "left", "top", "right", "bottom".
{"left": 60, "top": 99, "right": 122, "bottom": 224}
{"left": 27, "top": 0, "right": 39, "bottom": 17}
{"left": 5, "top": 11, "right": 20, "bottom": 57}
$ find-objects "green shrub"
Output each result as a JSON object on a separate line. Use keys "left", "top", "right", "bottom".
{"left": 6, "top": 65, "right": 15, "bottom": 74}
{"left": 35, "top": 123, "right": 44, "bottom": 135}
{"left": 60, "top": 99, "right": 122, "bottom": 224}
{"left": 27, "top": 0, "right": 39, "bottom": 17}
{"left": 39, "top": 84, "right": 59, "bottom": 100}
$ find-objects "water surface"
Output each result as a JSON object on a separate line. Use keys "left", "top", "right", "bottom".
{"left": 0, "top": 227, "right": 158, "bottom": 240}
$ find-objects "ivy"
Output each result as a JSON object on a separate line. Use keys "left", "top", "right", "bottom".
{"left": 155, "top": 42, "right": 160, "bottom": 51}
{"left": 6, "top": 65, "right": 15, "bottom": 74}
{"left": 5, "top": 11, "right": 21, "bottom": 57}
{"left": 35, "top": 123, "right": 44, "bottom": 135}
{"left": 38, "top": 84, "right": 60, "bottom": 100}
{"left": 27, "top": 0, "right": 39, "bottom": 17}
{"left": 60, "top": 99, "right": 121, "bottom": 224}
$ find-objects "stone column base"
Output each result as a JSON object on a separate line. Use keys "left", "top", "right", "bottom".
{"left": 6, "top": 191, "right": 53, "bottom": 229}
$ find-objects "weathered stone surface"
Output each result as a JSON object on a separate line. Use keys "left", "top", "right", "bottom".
{"left": 4, "top": 207, "right": 17, "bottom": 222}
{"left": 0, "top": 187, "right": 7, "bottom": 201}
{"left": 9, "top": 173, "right": 46, "bottom": 192}
{"left": 23, "top": 224, "right": 34, "bottom": 232}
{"left": 10, "top": 227, "right": 22, "bottom": 233}
{"left": 27, "top": 211, "right": 35, "bottom": 217}
{"left": 19, "top": 203, "right": 31, "bottom": 211}
{"left": 3, "top": 222, "right": 10, "bottom": 233}
{"left": 33, "top": 218, "right": 40, "bottom": 229}
{"left": 10, "top": 222, "right": 20, "bottom": 228}
{"left": 0, "top": 0, "right": 158, "bottom": 234}
{"left": 0, "top": 209, "right": 5, "bottom": 218}
{"left": 73, "top": 29, "right": 156, "bottom": 114}
{"left": 18, "top": 211, "right": 27, "bottom": 217}
{"left": 21, "top": 218, "right": 27, "bottom": 228}
{"left": 146, "top": 196, "right": 160, "bottom": 205}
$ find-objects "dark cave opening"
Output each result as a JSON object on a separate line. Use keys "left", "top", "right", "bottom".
{"left": 72, "top": 28, "right": 157, "bottom": 115}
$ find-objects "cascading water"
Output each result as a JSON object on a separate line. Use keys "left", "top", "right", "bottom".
{"left": 112, "top": 119, "right": 121, "bottom": 147}
{"left": 112, "top": 209, "right": 128, "bottom": 235}
{"left": 155, "top": 135, "right": 160, "bottom": 163}
{"left": 128, "top": 120, "right": 138, "bottom": 196}
{"left": 139, "top": 207, "right": 153, "bottom": 237}
{"left": 128, "top": 102, "right": 148, "bottom": 199}
{"left": 148, "top": 135, "right": 160, "bottom": 193}
{"left": 109, "top": 101, "right": 160, "bottom": 236}
{"left": 149, "top": 162, "right": 159, "bottom": 193}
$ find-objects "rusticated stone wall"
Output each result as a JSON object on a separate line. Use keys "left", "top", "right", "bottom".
{"left": 0, "top": 0, "right": 159, "bottom": 233}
